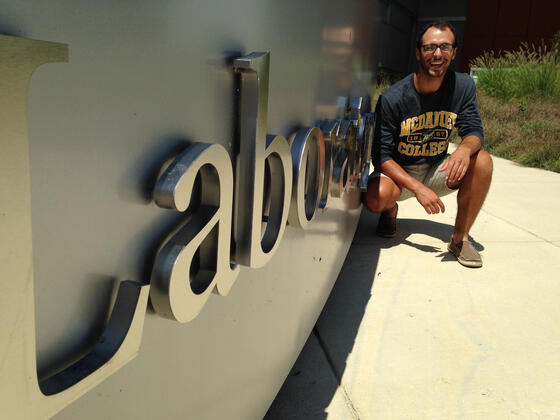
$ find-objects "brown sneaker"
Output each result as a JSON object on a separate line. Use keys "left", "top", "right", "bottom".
{"left": 447, "top": 239, "right": 483, "bottom": 268}
{"left": 376, "top": 203, "right": 398, "bottom": 238}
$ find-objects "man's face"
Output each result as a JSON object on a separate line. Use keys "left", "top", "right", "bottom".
{"left": 416, "top": 27, "right": 457, "bottom": 78}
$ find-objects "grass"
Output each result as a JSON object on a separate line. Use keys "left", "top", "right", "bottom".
{"left": 472, "top": 44, "right": 560, "bottom": 101}
{"left": 476, "top": 91, "right": 560, "bottom": 172}
{"left": 469, "top": 37, "right": 560, "bottom": 172}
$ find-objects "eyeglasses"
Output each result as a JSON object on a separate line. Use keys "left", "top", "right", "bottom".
{"left": 421, "top": 43, "right": 455, "bottom": 53}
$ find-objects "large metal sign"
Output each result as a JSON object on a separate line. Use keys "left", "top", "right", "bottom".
{"left": 1, "top": 34, "right": 373, "bottom": 419}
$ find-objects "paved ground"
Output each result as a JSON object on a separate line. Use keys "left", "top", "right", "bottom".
{"left": 265, "top": 154, "right": 560, "bottom": 419}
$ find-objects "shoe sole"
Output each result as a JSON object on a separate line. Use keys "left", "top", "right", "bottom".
{"left": 447, "top": 243, "right": 483, "bottom": 268}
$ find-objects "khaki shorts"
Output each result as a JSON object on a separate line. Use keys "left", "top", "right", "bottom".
{"left": 371, "top": 155, "right": 458, "bottom": 201}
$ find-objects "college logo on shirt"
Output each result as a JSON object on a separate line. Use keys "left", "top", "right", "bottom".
{"left": 397, "top": 110, "right": 457, "bottom": 157}
{"left": 399, "top": 110, "right": 457, "bottom": 138}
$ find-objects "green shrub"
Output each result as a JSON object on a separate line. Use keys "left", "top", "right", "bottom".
{"left": 469, "top": 34, "right": 560, "bottom": 172}
{"left": 471, "top": 40, "right": 560, "bottom": 101}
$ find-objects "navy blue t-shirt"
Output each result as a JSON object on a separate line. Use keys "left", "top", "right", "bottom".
{"left": 373, "top": 71, "right": 484, "bottom": 167}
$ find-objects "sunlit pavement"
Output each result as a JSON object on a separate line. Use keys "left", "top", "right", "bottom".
{"left": 266, "top": 154, "right": 560, "bottom": 419}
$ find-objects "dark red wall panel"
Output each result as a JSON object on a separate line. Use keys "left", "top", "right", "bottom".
{"left": 460, "top": 0, "right": 560, "bottom": 72}
{"left": 528, "top": 0, "right": 560, "bottom": 41}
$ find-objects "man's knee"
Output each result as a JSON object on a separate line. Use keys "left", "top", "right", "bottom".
{"left": 363, "top": 177, "right": 400, "bottom": 213}
{"left": 448, "top": 150, "right": 493, "bottom": 190}
{"left": 472, "top": 150, "right": 493, "bottom": 179}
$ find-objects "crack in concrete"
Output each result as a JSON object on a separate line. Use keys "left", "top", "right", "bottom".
{"left": 313, "top": 327, "right": 361, "bottom": 419}
{"left": 481, "top": 209, "right": 560, "bottom": 248}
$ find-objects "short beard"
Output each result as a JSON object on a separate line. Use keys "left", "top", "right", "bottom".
{"left": 419, "top": 60, "right": 446, "bottom": 78}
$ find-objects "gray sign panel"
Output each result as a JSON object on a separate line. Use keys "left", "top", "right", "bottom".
{"left": 0, "top": 1, "right": 377, "bottom": 418}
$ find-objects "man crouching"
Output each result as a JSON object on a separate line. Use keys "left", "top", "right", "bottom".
{"left": 363, "top": 21, "right": 493, "bottom": 268}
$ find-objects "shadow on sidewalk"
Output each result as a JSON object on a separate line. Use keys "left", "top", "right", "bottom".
{"left": 264, "top": 209, "right": 380, "bottom": 419}
{"left": 370, "top": 217, "right": 484, "bottom": 259}
{"left": 265, "top": 209, "right": 485, "bottom": 419}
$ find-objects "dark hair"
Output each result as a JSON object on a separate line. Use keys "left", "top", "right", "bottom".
{"left": 416, "top": 21, "right": 457, "bottom": 49}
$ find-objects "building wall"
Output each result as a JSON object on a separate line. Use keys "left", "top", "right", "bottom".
{"left": 461, "top": 0, "right": 560, "bottom": 72}
{"left": 372, "top": 0, "right": 470, "bottom": 79}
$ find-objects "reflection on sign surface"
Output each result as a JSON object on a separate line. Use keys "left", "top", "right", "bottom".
{"left": 0, "top": 38, "right": 374, "bottom": 419}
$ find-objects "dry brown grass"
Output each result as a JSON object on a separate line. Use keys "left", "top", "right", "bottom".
{"left": 477, "top": 91, "right": 560, "bottom": 172}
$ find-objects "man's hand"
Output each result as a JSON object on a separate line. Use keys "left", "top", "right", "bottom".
{"left": 415, "top": 184, "right": 445, "bottom": 214}
{"left": 439, "top": 146, "right": 470, "bottom": 185}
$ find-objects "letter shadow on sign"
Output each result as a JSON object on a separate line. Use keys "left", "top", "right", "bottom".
{"left": 36, "top": 274, "right": 115, "bottom": 382}
{"left": 35, "top": 138, "right": 195, "bottom": 384}
{"left": 0, "top": 24, "right": 21, "bottom": 37}
{"left": 114, "top": 137, "right": 207, "bottom": 308}
{"left": 265, "top": 212, "right": 484, "bottom": 419}
{"left": 117, "top": 137, "right": 191, "bottom": 204}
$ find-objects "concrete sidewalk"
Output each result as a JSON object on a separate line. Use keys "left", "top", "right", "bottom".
{"left": 266, "top": 154, "right": 560, "bottom": 419}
